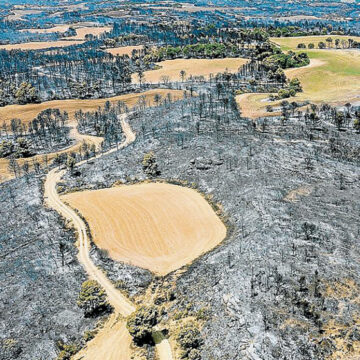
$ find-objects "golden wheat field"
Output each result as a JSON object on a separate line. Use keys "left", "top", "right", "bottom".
{"left": 62, "top": 183, "right": 227, "bottom": 275}
{"left": 132, "top": 58, "right": 248, "bottom": 83}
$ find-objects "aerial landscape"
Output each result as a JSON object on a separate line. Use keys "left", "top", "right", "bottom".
{"left": 0, "top": 0, "right": 359, "bottom": 359}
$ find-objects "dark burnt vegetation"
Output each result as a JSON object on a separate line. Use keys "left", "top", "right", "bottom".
{"left": 60, "top": 74, "right": 360, "bottom": 359}
{"left": 0, "top": 109, "right": 72, "bottom": 159}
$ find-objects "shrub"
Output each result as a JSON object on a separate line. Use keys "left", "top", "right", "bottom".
{"left": 176, "top": 322, "right": 204, "bottom": 359}
{"left": 127, "top": 306, "right": 158, "bottom": 346}
{"left": 56, "top": 343, "right": 79, "bottom": 360}
{"left": 289, "top": 78, "right": 302, "bottom": 93}
{"left": 142, "top": 151, "right": 160, "bottom": 177}
{"left": 77, "top": 280, "right": 111, "bottom": 317}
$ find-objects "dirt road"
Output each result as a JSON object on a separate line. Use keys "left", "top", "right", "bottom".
{"left": 44, "top": 114, "right": 173, "bottom": 360}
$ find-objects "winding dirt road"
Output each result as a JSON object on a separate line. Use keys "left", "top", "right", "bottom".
{"left": 44, "top": 114, "right": 173, "bottom": 360}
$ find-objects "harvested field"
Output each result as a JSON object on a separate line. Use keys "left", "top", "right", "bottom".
{"left": 105, "top": 45, "right": 143, "bottom": 57}
{"left": 0, "top": 40, "right": 83, "bottom": 51}
{"left": 62, "top": 183, "right": 227, "bottom": 275}
{"left": 132, "top": 58, "right": 248, "bottom": 83}
{"left": 23, "top": 24, "right": 111, "bottom": 40}
{"left": 0, "top": 89, "right": 184, "bottom": 126}
{"left": 67, "top": 26, "right": 112, "bottom": 40}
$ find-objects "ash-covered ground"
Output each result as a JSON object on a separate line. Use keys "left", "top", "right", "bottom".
{"left": 2, "top": 88, "right": 360, "bottom": 359}
{"left": 0, "top": 176, "right": 97, "bottom": 360}
{"left": 61, "top": 92, "right": 360, "bottom": 359}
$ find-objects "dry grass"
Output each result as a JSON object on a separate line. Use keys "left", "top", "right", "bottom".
{"left": 132, "top": 58, "right": 248, "bottom": 83}
{"left": 105, "top": 45, "right": 143, "bottom": 57}
{"left": 62, "top": 183, "right": 227, "bottom": 275}
{"left": 0, "top": 41, "right": 84, "bottom": 51}
{"left": 7, "top": 9, "right": 42, "bottom": 21}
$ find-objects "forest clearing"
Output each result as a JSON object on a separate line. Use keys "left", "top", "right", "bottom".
{"left": 61, "top": 183, "right": 227, "bottom": 275}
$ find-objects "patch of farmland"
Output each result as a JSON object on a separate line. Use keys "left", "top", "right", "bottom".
{"left": 132, "top": 58, "right": 248, "bottom": 83}
{"left": 61, "top": 183, "right": 227, "bottom": 275}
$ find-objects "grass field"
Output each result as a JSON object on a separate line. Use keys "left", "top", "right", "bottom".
{"left": 237, "top": 36, "right": 360, "bottom": 118}
{"left": 0, "top": 89, "right": 184, "bottom": 182}
{"left": 132, "top": 58, "right": 248, "bottom": 83}
{"left": 105, "top": 45, "right": 143, "bottom": 57}
{"left": 62, "top": 183, "right": 227, "bottom": 275}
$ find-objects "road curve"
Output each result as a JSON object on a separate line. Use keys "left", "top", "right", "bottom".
{"left": 44, "top": 114, "right": 173, "bottom": 360}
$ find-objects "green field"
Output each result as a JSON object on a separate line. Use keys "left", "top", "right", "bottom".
{"left": 238, "top": 36, "right": 360, "bottom": 118}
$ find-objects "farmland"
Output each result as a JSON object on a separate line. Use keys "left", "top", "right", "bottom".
{"left": 62, "top": 183, "right": 226, "bottom": 275}
{"left": 0, "top": 89, "right": 184, "bottom": 126}
{"left": 238, "top": 36, "right": 360, "bottom": 118}
{"left": 0, "top": 40, "right": 84, "bottom": 50}
{"left": 24, "top": 25, "right": 112, "bottom": 40}
{"left": 132, "top": 58, "right": 248, "bottom": 83}
{"left": 105, "top": 45, "right": 143, "bottom": 57}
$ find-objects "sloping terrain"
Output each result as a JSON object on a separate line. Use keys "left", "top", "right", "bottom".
{"left": 62, "top": 183, "right": 226, "bottom": 275}
{"left": 61, "top": 97, "right": 360, "bottom": 359}
{"left": 0, "top": 177, "right": 95, "bottom": 360}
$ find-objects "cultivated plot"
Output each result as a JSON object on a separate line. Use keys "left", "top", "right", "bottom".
{"left": 62, "top": 183, "right": 227, "bottom": 275}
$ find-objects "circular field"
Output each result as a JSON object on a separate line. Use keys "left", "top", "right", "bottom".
{"left": 62, "top": 183, "right": 226, "bottom": 275}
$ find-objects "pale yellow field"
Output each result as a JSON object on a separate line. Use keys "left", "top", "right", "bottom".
{"left": 0, "top": 40, "right": 83, "bottom": 51}
{"left": 105, "top": 45, "right": 143, "bottom": 57}
{"left": 23, "top": 25, "right": 112, "bottom": 40}
{"left": 133, "top": 58, "right": 248, "bottom": 83}
{"left": 0, "top": 88, "right": 184, "bottom": 126}
{"left": 67, "top": 26, "right": 112, "bottom": 40}
{"left": 0, "top": 89, "right": 184, "bottom": 182}
{"left": 7, "top": 9, "right": 42, "bottom": 21}
{"left": 62, "top": 183, "right": 227, "bottom": 275}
